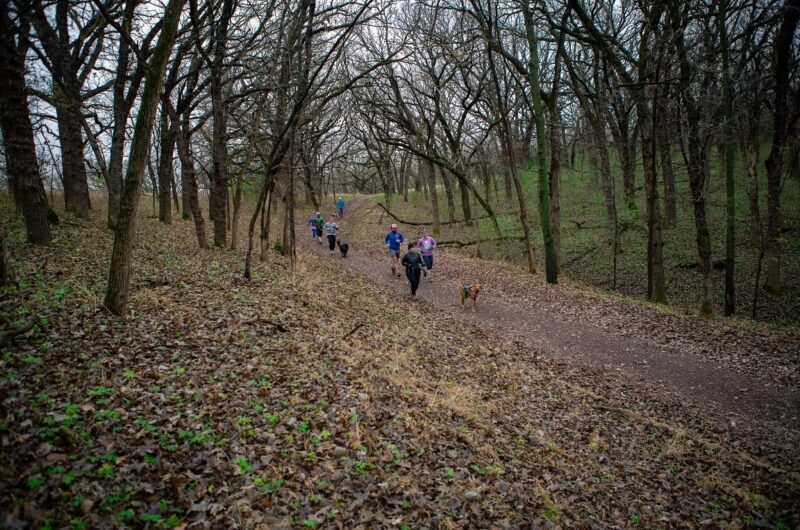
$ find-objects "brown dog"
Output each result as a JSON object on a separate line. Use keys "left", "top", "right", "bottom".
{"left": 459, "top": 280, "right": 482, "bottom": 313}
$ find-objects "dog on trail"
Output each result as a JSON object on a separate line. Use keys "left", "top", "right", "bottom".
{"left": 336, "top": 240, "right": 349, "bottom": 258}
{"left": 459, "top": 280, "right": 482, "bottom": 313}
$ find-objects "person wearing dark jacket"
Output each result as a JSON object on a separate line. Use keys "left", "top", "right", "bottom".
{"left": 401, "top": 242, "right": 424, "bottom": 300}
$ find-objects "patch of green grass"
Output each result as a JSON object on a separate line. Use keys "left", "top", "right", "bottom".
{"left": 259, "top": 479, "right": 284, "bottom": 494}
{"left": 352, "top": 460, "right": 374, "bottom": 474}
{"left": 26, "top": 474, "right": 44, "bottom": 489}
{"left": 233, "top": 457, "right": 252, "bottom": 473}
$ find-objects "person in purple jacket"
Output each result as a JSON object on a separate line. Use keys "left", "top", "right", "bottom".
{"left": 416, "top": 229, "right": 437, "bottom": 283}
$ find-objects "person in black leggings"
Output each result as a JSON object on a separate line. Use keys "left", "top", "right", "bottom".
{"left": 401, "top": 242, "right": 423, "bottom": 300}
{"left": 324, "top": 219, "right": 339, "bottom": 255}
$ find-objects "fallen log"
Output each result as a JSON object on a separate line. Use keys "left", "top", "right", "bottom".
{"left": 374, "top": 203, "right": 514, "bottom": 227}
{"left": 437, "top": 235, "right": 526, "bottom": 248}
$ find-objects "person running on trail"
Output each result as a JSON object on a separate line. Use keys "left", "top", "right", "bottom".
{"left": 401, "top": 242, "right": 424, "bottom": 300}
{"left": 384, "top": 224, "right": 404, "bottom": 278}
{"left": 416, "top": 229, "right": 437, "bottom": 283}
{"left": 336, "top": 197, "right": 345, "bottom": 217}
{"left": 308, "top": 212, "right": 320, "bottom": 241}
{"left": 315, "top": 213, "right": 325, "bottom": 245}
{"left": 324, "top": 218, "right": 339, "bottom": 255}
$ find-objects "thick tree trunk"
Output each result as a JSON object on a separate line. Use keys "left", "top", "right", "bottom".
{"left": 209, "top": 0, "right": 234, "bottom": 247}
{"left": 522, "top": 1, "right": 557, "bottom": 283}
{"left": 107, "top": 0, "right": 136, "bottom": 230}
{"left": 104, "top": 0, "right": 185, "bottom": 315}
{"left": 548, "top": 14, "right": 568, "bottom": 272}
{"left": 56, "top": 94, "right": 91, "bottom": 216}
{"left": 763, "top": 0, "right": 799, "bottom": 295}
{"left": 458, "top": 176, "right": 472, "bottom": 226}
{"left": 640, "top": 108, "right": 667, "bottom": 304}
{"left": 593, "top": 124, "right": 619, "bottom": 289}
{"left": 0, "top": 3, "right": 51, "bottom": 244}
{"left": 172, "top": 108, "right": 207, "bottom": 248}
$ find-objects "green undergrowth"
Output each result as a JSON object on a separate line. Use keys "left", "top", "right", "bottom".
{"left": 364, "top": 150, "right": 800, "bottom": 326}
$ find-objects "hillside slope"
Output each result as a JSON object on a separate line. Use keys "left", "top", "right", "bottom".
{"left": 1, "top": 201, "right": 798, "bottom": 528}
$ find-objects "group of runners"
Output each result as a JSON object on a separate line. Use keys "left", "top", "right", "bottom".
{"left": 308, "top": 197, "right": 438, "bottom": 301}
{"left": 308, "top": 196, "right": 346, "bottom": 255}
{"left": 385, "top": 224, "right": 437, "bottom": 301}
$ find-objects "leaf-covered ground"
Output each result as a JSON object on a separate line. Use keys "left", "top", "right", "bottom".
{"left": 2, "top": 198, "right": 799, "bottom": 529}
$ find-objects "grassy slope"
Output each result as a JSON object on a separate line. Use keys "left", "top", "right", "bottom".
{"left": 1, "top": 195, "right": 798, "bottom": 529}
{"left": 377, "top": 150, "right": 800, "bottom": 326}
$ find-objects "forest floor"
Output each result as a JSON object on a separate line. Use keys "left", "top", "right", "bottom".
{"left": 1, "top": 194, "right": 799, "bottom": 529}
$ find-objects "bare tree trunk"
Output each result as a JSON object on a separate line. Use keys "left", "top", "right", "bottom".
{"left": 719, "top": 0, "right": 736, "bottom": 316}
{"left": 425, "top": 159, "right": 441, "bottom": 237}
{"left": 107, "top": 0, "right": 136, "bottom": 230}
{"left": 441, "top": 166, "right": 456, "bottom": 223}
{"left": 741, "top": 108, "right": 762, "bottom": 246}
{"left": 157, "top": 104, "right": 175, "bottom": 224}
{"left": 104, "top": 0, "right": 186, "bottom": 315}
{"left": 56, "top": 94, "right": 91, "bottom": 216}
{"left": 172, "top": 107, "right": 207, "bottom": 248}
{"left": 0, "top": 1, "right": 52, "bottom": 244}
{"left": 657, "top": 106, "right": 677, "bottom": 226}
{"left": 230, "top": 176, "right": 242, "bottom": 250}
{"left": 209, "top": 0, "right": 234, "bottom": 247}
{"left": 522, "top": 0, "right": 557, "bottom": 283}
{"left": 457, "top": 176, "right": 472, "bottom": 226}
{"left": 641, "top": 106, "right": 667, "bottom": 304}
{"left": 260, "top": 184, "right": 273, "bottom": 260}
{"left": 488, "top": 42, "right": 535, "bottom": 273}
{"left": 27, "top": 0, "right": 91, "bottom": 217}
{"left": 548, "top": 11, "right": 568, "bottom": 272}
{"left": 763, "top": 0, "right": 798, "bottom": 295}
{"left": 673, "top": 1, "right": 712, "bottom": 314}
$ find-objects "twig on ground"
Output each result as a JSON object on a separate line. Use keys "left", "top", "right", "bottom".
{"left": 342, "top": 322, "right": 365, "bottom": 339}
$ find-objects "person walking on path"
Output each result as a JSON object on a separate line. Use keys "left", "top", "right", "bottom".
{"left": 336, "top": 197, "right": 345, "bottom": 217}
{"left": 309, "top": 212, "right": 321, "bottom": 241}
{"left": 401, "top": 242, "right": 424, "bottom": 300}
{"left": 315, "top": 213, "right": 325, "bottom": 245}
{"left": 384, "top": 224, "right": 405, "bottom": 278}
{"left": 324, "top": 218, "right": 339, "bottom": 255}
{"left": 416, "top": 229, "right": 437, "bottom": 283}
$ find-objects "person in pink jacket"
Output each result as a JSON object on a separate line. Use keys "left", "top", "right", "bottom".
{"left": 416, "top": 229, "right": 437, "bottom": 283}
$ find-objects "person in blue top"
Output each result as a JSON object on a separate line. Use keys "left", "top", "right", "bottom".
{"left": 335, "top": 197, "right": 345, "bottom": 217}
{"left": 384, "top": 223, "right": 404, "bottom": 278}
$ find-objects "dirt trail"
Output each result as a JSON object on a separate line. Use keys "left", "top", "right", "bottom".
{"left": 303, "top": 199, "right": 800, "bottom": 426}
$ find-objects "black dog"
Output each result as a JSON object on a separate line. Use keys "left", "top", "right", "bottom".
{"left": 336, "top": 240, "right": 349, "bottom": 258}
